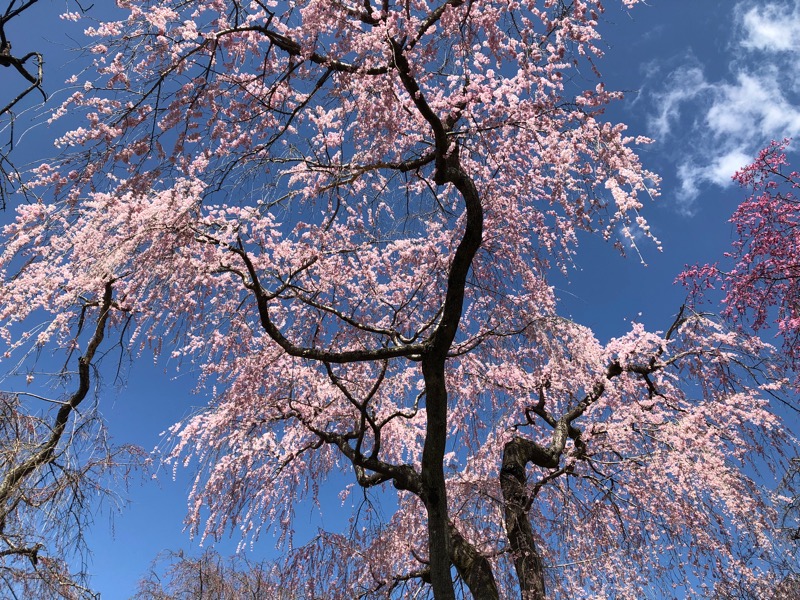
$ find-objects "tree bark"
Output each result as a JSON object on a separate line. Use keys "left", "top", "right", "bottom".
{"left": 390, "top": 26, "right": 486, "bottom": 597}
{"left": 500, "top": 438, "right": 547, "bottom": 600}
{"left": 421, "top": 356, "right": 457, "bottom": 600}
{"left": 450, "top": 524, "right": 499, "bottom": 600}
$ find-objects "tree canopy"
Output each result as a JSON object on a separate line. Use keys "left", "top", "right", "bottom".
{"left": 0, "top": 1, "right": 796, "bottom": 598}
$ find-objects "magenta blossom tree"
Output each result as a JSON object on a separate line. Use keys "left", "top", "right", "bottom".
{"left": 0, "top": 1, "right": 795, "bottom": 598}
{"left": 682, "top": 139, "right": 800, "bottom": 374}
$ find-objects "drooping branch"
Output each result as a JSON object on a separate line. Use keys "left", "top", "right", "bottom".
{"left": 232, "top": 241, "right": 426, "bottom": 363}
{"left": 500, "top": 307, "right": 693, "bottom": 598}
{"left": 0, "top": 281, "right": 114, "bottom": 519}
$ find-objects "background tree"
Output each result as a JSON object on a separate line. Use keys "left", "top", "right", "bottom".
{"left": 0, "top": 5, "right": 142, "bottom": 597}
{"left": 0, "top": 1, "right": 796, "bottom": 598}
{"left": 0, "top": 285, "right": 143, "bottom": 599}
{"left": 133, "top": 548, "right": 285, "bottom": 600}
{"left": 682, "top": 139, "right": 800, "bottom": 374}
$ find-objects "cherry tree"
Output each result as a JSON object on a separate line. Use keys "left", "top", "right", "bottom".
{"left": 681, "top": 140, "right": 800, "bottom": 570}
{"left": 0, "top": 1, "right": 795, "bottom": 598}
{"left": 682, "top": 139, "right": 800, "bottom": 374}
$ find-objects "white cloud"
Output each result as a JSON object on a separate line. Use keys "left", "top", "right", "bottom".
{"left": 707, "top": 149, "right": 753, "bottom": 185}
{"left": 670, "top": 65, "right": 800, "bottom": 209}
{"left": 705, "top": 71, "right": 800, "bottom": 140}
{"left": 738, "top": 2, "right": 800, "bottom": 52}
{"left": 674, "top": 149, "right": 752, "bottom": 214}
{"left": 647, "top": 0, "right": 800, "bottom": 210}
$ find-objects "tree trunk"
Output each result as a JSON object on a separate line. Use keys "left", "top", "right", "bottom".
{"left": 501, "top": 438, "right": 546, "bottom": 600}
{"left": 421, "top": 356, "right": 457, "bottom": 600}
{"left": 450, "top": 524, "right": 499, "bottom": 600}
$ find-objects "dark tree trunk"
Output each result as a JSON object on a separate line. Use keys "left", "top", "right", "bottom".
{"left": 416, "top": 139, "right": 483, "bottom": 599}
{"left": 450, "top": 524, "right": 500, "bottom": 600}
{"left": 421, "top": 356, "right": 457, "bottom": 600}
{"left": 500, "top": 438, "right": 547, "bottom": 600}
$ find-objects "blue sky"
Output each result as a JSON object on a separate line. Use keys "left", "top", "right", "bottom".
{"left": 3, "top": 0, "right": 800, "bottom": 597}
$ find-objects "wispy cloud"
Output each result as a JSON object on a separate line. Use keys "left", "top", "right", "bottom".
{"left": 645, "top": 1, "right": 800, "bottom": 213}
{"left": 648, "top": 65, "right": 710, "bottom": 139}
{"left": 674, "top": 149, "right": 754, "bottom": 208}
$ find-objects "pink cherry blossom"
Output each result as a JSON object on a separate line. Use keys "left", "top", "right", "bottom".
{"left": 681, "top": 139, "right": 800, "bottom": 375}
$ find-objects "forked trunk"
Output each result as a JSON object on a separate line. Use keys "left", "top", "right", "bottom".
{"left": 500, "top": 439, "right": 546, "bottom": 600}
